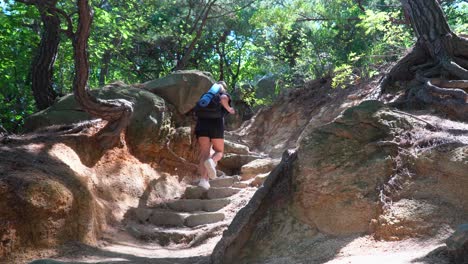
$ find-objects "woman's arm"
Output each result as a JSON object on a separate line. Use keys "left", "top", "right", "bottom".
{"left": 220, "top": 94, "right": 235, "bottom": 114}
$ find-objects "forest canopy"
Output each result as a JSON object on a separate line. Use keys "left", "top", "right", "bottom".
{"left": 0, "top": 0, "right": 467, "bottom": 132}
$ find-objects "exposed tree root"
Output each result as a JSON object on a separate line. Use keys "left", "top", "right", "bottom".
{"left": 51, "top": 119, "right": 102, "bottom": 135}
{"left": 441, "top": 59, "right": 468, "bottom": 80}
{"left": 94, "top": 102, "right": 133, "bottom": 148}
{"left": 430, "top": 79, "right": 468, "bottom": 90}
{"left": 380, "top": 47, "right": 427, "bottom": 91}
{"left": 0, "top": 120, "right": 102, "bottom": 144}
{"left": 421, "top": 64, "right": 442, "bottom": 78}
{"left": 454, "top": 57, "right": 468, "bottom": 69}
{"left": 382, "top": 37, "right": 468, "bottom": 121}
{"left": 408, "top": 80, "right": 468, "bottom": 121}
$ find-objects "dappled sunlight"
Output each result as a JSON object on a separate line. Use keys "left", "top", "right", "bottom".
{"left": 324, "top": 236, "right": 449, "bottom": 264}
{"left": 49, "top": 143, "right": 94, "bottom": 178}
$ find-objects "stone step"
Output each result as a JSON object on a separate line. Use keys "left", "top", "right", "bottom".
{"left": 127, "top": 224, "right": 197, "bottom": 246}
{"left": 185, "top": 212, "right": 225, "bottom": 227}
{"left": 134, "top": 208, "right": 226, "bottom": 227}
{"left": 251, "top": 172, "right": 270, "bottom": 187}
{"left": 232, "top": 181, "right": 250, "bottom": 188}
{"left": 209, "top": 177, "right": 237, "bottom": 188}
{"left": 149, "top": 209, "right": 187, "bottom": 227}
{"left": 207, "top": 187, "right": 241, "bottom": 199}
{"left": 224, "top": 140, "right": 250, "bottom": 154}
{"left": 127, "top": 221, "right": 228, "bottom": 247}
{"left": 183, "top": 186, "right": 241, "bottom": 199}
{"left": 183, "top": 186, "right": 207, "bottom": 199}
{"left": 165, "top": 198, "right": 230, "bottom": 212}
{"left": 219, "top": 153, "right": 265, "bottom": 170}
{"left": 240, "top": 158, "right": 280, "bottom": 181}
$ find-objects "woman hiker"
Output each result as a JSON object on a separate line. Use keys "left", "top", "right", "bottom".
{"left": 194, "top": 81, "right": 235, "bottom": 190}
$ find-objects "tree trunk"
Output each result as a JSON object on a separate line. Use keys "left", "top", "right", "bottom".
{"left": 174, "top": 0, "right": 216, "bottom": 71}
{"left": 73, "top": 0, "right": 133, "bottom": 148}
{"left": 215, "top": 30, "right": 229, "bottom": 81}
{"left": 382, "top": 0, "right": 468, "bottom": 120}
{"left": 20, "top": 1, "right": 61, "bottom": 110}
{"left": 98, "top": 49, "right": 112, "bottom": 86}
{"left": 98, "top": 36, "right": 122, "bottom": 86}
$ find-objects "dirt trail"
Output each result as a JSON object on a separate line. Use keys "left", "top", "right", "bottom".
{"left": 18, "top": 231, "right": 450, "bottom": 264}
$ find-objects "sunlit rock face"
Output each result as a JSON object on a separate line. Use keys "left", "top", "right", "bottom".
{"left": 233, "top": 78, "right": 373, "bottom": 158}
{"left": 24, "top": 83, "right": 172, "bottom": 162}
{"left": 213, "top": 99, "right": 468, "bottom": 264}
{"left": 293, "top": 101, "right": 400, "bottom": 235}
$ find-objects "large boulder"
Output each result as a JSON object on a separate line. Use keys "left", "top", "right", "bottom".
{"left": 0, "top": 137, "right": 166, "bottom": 258}
{"left": 23, "top": 83, "right": 173, "bottom": 163}
{"left": 293, "top": 101, "right": 402, "bottom": 235}
{"left": 142, "top": 70, "right": 215, "bottom": 114}
{"left": 0, "top": 145, "right": 102, "bottom": 256}
{"left": 212, "top": 100, "right": 468, "bottom": 264}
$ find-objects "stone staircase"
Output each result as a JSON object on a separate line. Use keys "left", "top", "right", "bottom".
{"left": 124, "top": 140, "right": 280, "bottom": 248}
{"left": 125, "top": 176, "right": 255, "bottom": 247}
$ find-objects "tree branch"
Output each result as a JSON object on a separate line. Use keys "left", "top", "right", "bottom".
{"left": 208, "top": 0, "right": 256, "bottom": 19}
{"left": 51, "top": 6, "right": 74, "bottom": 38}
{"left": 175, "top": 0, "right": 217, "bottom": 70}
{"left": 297, "top": 14, "right": 360, "bottom": 22}
{"left": 355, "top": 0, "right": 365, "bottom": 11}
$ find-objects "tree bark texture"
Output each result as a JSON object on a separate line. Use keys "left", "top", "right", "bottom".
{"left": 73, "top": 0, "right": 133, "bottom": 147}
{"left": 382, "top": 0, "right": 468, "bottom": 120}
{"left": 18, "top": 0, "right": 60, "bottom": 110}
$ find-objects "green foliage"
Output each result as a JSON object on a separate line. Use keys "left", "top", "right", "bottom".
{"left": 1, "top": 0, "right": 467, "bottom": 130}
{"left": 0, "top": 2, "right": 38, "bottom": 131}
{"left": 443, "top": 0, "right": 468, "bottom": 34}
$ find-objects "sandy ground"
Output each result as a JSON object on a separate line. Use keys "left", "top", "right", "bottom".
{"left": 13, "top": 234, "right": 449, "bottom": 264}
{"left": 3, "top": 186, "right": 453, "bottom": 264}
{"left": 324, "top": 236, "right": 449, "bottom": 264}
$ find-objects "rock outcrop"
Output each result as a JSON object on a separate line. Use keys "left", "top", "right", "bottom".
{"left": 23, "top": 82, "right": 173, "bottom": 164}
{"left": 233, "top": 77, "right": 375, "bottom": 157}
{"left": 142, "top": 70, "right": 214, "bottom": 115}
{"left": 447, "top": 224, "right": 468, "bottom": 264}
{"left": 0, "top": 140, "right": 163, "bottom": 257}
{"left": 213, "top": 100, "right": 468, "bottom": 264}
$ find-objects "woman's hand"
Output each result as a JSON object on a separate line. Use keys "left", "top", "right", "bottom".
{"left": 220, "top": 94, "right": 235, "bottom": 114}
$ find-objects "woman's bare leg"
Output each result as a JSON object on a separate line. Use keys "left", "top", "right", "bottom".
{"left": 211, "top": 138, "right": 224, "bottom": 164}
{"left": 198, "top": 136, "right": 211, "bottom": 180}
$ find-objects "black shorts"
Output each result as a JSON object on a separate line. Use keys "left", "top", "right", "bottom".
{"left": 195, "top": 118, "right": 224, "bottom": 139}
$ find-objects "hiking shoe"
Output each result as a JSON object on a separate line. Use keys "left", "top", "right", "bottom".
{"left": 204, "top": 158, "right": 217, "bottom": 179}
{"left": 198, "top": 178, "right": 210, "bottom": 190}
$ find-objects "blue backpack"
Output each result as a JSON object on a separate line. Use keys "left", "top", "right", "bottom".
{"left": 194, "top": 84, "right": 230, "bottom": 119}
{"left": 198, "top": 83, "right": 221, "bottom": 107}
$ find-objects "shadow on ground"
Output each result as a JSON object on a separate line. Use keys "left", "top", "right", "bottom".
{"left": 411, "top": 246, "right": 451, "bottom": 264}
{"left": 30, "top": 242, "right": 210, "bottom": 264}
